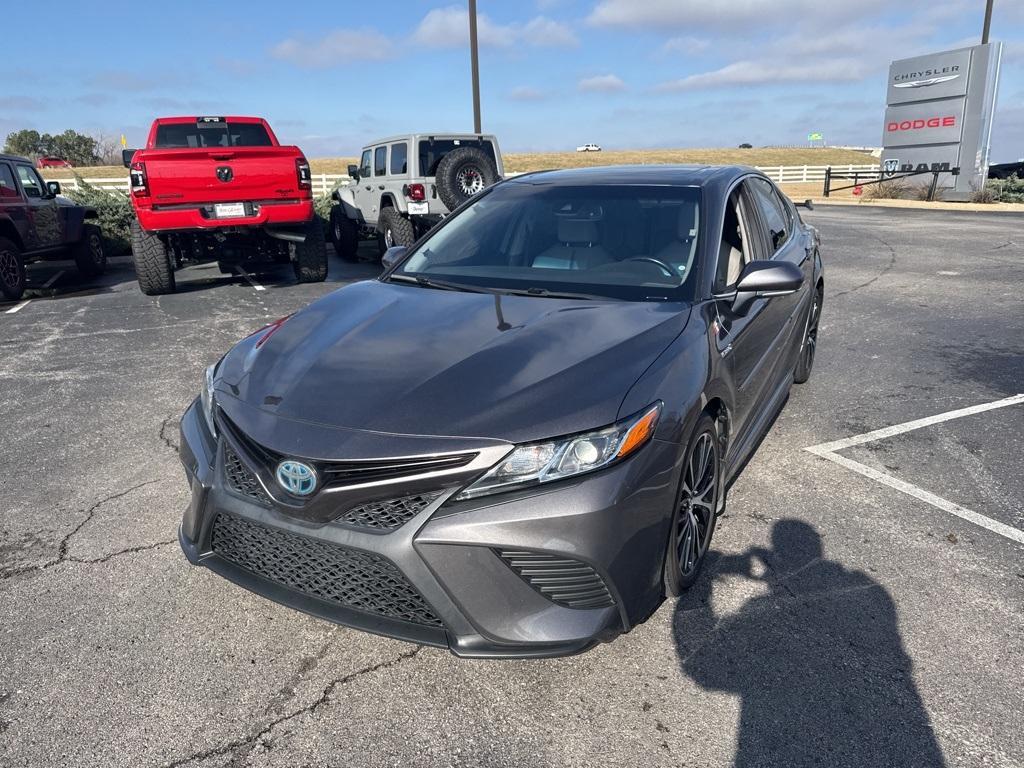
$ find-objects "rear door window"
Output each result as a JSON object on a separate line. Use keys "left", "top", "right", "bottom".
{"left": 154, "top": 121, "right": 273, "bottom": 148}
{"left": 374, "top": 146, "right": 387, "bottom": 176}
{"left": 0, "top": 164, "right": 19, "bottom": 199}
{"left": 390, "top": 142, "right": 408, "bottom": 175}
{"left": 418, "top": 139, "right": 496, "bottom": 176}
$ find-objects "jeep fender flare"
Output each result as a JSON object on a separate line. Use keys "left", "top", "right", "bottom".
{"left": 331, "top": 187, "right": 363, "bottom": 224}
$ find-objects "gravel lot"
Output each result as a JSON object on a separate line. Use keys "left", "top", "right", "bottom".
{"left": 1, "top": 207, "right": 1022, "bottom": 767}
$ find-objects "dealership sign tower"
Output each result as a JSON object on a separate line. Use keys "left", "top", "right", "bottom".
{"left": 881, "top": 42, "right": 1002, "bottom": 200}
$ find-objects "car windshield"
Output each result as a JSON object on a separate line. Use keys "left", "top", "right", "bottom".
{"left": 392, "top": 183, "right": 702, "bottom": 302}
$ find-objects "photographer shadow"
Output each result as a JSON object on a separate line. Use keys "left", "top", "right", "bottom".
{"left": 674, "top": 520, "right": 945, "bottom": 768}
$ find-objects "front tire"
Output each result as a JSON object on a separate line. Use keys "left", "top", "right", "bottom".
{"left": 664, "top": 414, "right": 721, "bottom": 596}
{"left": 130, "top": 220, "right": 176, "bottom": 295}
{"left": 0, "top": 237, "right": 26, "bottom": 301}
{"left": 793, "top": 284, "right": 823, "bottom": 384}
{"left": 73, "top": 223, "right": 106, "bottom": 279}
{"left": 293, "top": 216, "right": 328, "bottom": 283}
{"left": 329, "top": 206, "right": 359, "bottom": 262}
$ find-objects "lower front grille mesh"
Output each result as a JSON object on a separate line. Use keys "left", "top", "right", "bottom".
{"left": 339, "top": 492, "right": 442, "bottom": 531}
{"left": 211, "top": 513, "right": 444, "bottom": 627}
{"left": 497, "top": 550, "right": 615, "bottom": 609}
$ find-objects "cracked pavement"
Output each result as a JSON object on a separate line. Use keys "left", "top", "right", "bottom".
{"left": 1, "top": 210, "right": 1022, "bottom": 767}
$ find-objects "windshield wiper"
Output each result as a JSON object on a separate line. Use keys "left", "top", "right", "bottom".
{"left": 386, "top": 274, "right": 487, "bottom": 294}
{"left": 502, "top": 287, "right": 609, "bottom": 301}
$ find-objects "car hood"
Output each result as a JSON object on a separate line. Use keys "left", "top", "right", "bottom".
{"left": 217, "top": 280, "right": 689, "bottom": 447}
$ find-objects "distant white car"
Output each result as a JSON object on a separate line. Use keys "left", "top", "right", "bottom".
{"left": 576, "top": 143, "right": 602, "bottom": 152}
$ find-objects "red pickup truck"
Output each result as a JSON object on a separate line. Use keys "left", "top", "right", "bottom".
{"left": 124, "top": 116, "right": 326, "bottom": 294}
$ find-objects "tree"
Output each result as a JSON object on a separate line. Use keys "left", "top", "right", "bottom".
{"left": 4, "top": 129, "right": 43, "bottom": 157}
{"left": 47, "top": 130, "right": 100, "bottom": 166}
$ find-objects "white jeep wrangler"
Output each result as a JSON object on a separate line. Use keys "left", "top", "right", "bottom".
{"left": 329, "top": 133, "right": 503, "bottom": 261}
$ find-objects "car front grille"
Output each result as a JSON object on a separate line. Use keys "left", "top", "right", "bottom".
{"left": 496, "top": 550, "right": 615, "bottom": 610}
{"left": 339, "top": 492, "right": 442, "bottom": 531}
{"left": 210, "top": 513, "right": 444, "bottom": 627}
{"left": 223, "top": 445, "right": 271, "bottom": 506}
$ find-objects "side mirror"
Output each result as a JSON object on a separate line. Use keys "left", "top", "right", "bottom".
{"left": 796, "top": 199, "right": 814, "bottom": 210}
{"left": 348, "top": 164, "right": 359, "bottom": 180}
{"left": 730, "top": 260, "right": 803, "bottom": 316}
{"left": 46, "top": 181, "right": 62, "bottom": 197}
{"left": 381, "top": 245, "right": 407, "bottom": 271}
{"left": 122, "top": 149, "right": 137, "bottom": 168}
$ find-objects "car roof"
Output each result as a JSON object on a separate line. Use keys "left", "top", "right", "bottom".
{"left": 0, "top": 153, "right": 32, "bottom": 164}
{"left": 505, "top": 164, "right": 757, "bottom": 188}
{"left": 363, "top": 134, "right": 498, "bottom": 146}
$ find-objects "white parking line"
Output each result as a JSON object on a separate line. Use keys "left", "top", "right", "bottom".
{"left": 5, "top": 299, "right": 31, "bottom": 314}
{"left": 806, "top": 394, "right": 1024, "bottom": 546}
{"left": 235, "top": 267, "right": 266, "bottom": 291}
{"left": 42, "top": 270, "right": 65, "bottom": 289}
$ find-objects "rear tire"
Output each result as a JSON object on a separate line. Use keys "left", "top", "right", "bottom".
{"left": 73, "top": 223, "right": 106, "bottom": 279}
{"left": 329, "top": 206, "right": 359, "bottom": 262}
{"left": 377, "top": 208, "right": 416, "bottom": 257}
{"left": 434, "top": 146, "right": 499, "bottom": 211}
{"left": 664, "top": 414, "right": 721, "bottom": 596}
{"left": 0, "top": 237, "right": 26, "bottom": 302}
{"left": 293, "top": 216, "right": 328, "bottom": 283}
{"left": 130, "top": 220, "right": 176, "bottom": 295}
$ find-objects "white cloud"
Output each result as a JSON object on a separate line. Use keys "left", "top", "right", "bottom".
{"left": 588, "top": 0, "right": 892, "bottom": 29}
{"left": 660, "top": 36, "right": 711, "bottom": 56}
{"left": 271, "top": 29, "right": 394, "bottom": 68}
{"left": 413, "top": 6, "right": 577, "bottom": 49}
{"left": 509, "top": 86, "right": 547, "bottom": 101}
{"left": 578, "top": 74, "right": 626, "bottom": 93}
{"left": 656, "top": 59, "right": 868, "bottom": 91}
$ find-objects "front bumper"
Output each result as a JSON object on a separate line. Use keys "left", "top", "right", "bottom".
{"left": 178, "top": 400, "right": 680, "bottom": 658}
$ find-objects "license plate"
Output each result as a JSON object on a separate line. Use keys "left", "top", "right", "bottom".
{"left": 214, "top": 203, "right": 246, "bottom": 218}
{"left": 407, "top": 202, "right": 429, "bottom": 215}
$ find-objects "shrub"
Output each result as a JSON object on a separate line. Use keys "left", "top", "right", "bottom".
{"left": 913, "top": 183, "right": 945, "bottom": 201}
{"left": 988, "top": 174, "right": 1024, "bottom": 203}
{"left": 969, "top": 183, "right": 996, "bottom": 204}
{"left": 63, "top": 177, "right": 134, "bottom": 254}
{"left": 865, "top": 178, "right": 908, "bottom": 200}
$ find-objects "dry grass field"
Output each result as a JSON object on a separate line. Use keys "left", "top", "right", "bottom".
{"left": 43, "top": 147, "right": 874, "bottom": 181}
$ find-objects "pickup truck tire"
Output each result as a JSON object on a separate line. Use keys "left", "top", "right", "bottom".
{"left": 131, "top": 220, "right": 176, "bottom": 295}
{"left": 330, "top": 207, "right": 359, "bottom": 262}
{"left": 73, "top": 224, "right": 107, "bottom": 279}
{"left": 293, "top": 217, "right": 328, "bottom": 283}
{"left": 377, "top": 207, "right": 416, "bottom": 256}
{"left": 434, "top": 147, "right": 499, "bottom": 210}
{"left": 0, "top": 237, "right": 26, "bottom": 302}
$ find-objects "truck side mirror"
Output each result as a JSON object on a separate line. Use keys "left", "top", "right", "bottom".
{"left": 46, "top": 181, "right": 62, "bottom": 197}
{"left": 122, "top": 149, "right": 137, "bottom": 168}
{"left": 348, "top": 164, "right": 359, "bottom": 180}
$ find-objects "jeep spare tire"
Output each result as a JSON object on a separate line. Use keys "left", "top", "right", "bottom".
{"left": 434, "top": 146, "right": 499, "bottom": 210}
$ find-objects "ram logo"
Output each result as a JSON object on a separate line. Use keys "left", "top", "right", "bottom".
{"left": 883, "top": 159, "right": 900, "bottom": 176}
{"left": 216, "top": 166, "right": 233, "bottom": 183}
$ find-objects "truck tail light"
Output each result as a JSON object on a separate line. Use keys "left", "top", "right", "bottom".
{"left": 130, "top": 161, "right": 148, "bottom": 197}
{"left": 296, "top": 158, "right": 312, "bottom": 191}
{"left": 405, "top": 183, "right": 425, "bottom": 202}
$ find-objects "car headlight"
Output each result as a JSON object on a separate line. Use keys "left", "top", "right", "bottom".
{"left": 200, "top": 363, "right": 218, "bottom": 438}
{"left": 456, "top": 402, "right": 662, "bottom": 500}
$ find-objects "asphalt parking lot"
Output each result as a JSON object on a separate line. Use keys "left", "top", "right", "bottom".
{"left": 1, "top": 206, "right": 1022, "bottom": 767}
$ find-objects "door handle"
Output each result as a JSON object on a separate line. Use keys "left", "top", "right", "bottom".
{"left": 364, "top": 186, "right": 371, "bottom": 191}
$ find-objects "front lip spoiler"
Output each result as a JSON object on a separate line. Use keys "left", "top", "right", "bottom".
{"left": 178, "top": 523, "right": 611, "bottom": 659}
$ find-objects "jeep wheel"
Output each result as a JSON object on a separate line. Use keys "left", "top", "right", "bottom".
{"left": 0, "top": 237, "right": 26, "bottom": 302}
{"left": 330, "top": 206, "right": 359, "bottom": 262}
{"left": 293, "top": 216, "right": 328, "bottom": 282}
{"left": 131, "top": 220, "right": 176, "bottom": 295}
{"left": 73, "top": 224, "right": 107, "bottom": 279}
{"left": 376, "top": 208, "right": 416, "bottom": 258}
{"left": 434, "top": 147, "right": 499, "bottom": 211}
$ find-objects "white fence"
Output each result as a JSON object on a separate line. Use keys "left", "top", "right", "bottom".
{"left": 48, "top": 165, "right": 882, "bottom": 196}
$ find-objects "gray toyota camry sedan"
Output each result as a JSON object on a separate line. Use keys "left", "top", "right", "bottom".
{"left": 178, "top": 165, "right": 823, "bottom": 658}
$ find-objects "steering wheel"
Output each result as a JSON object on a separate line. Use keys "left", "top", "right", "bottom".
{"left": 624, "top": 256, "right": 676, "bottom": 278}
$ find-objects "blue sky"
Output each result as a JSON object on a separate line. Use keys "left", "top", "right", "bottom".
{"left": 2, "top": 1, "right": 1022, "bottom": 160}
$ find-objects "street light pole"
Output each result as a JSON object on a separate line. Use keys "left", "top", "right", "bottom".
{"left": 468, "top": 0, "right": 481, "bottom": 133}
{"left": 982, "top": 0, "right": 993, "bottom": 44}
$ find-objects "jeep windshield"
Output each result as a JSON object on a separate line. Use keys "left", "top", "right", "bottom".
{"left": 390, "top": 183, "right": 702, "bottom": 302}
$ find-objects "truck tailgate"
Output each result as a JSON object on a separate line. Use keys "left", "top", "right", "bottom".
{"left": 140, "top": 147, "right": 304, "bottom": 204}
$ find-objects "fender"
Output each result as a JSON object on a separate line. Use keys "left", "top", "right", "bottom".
{"left": 331, "top": 186, "right": 364, "bottom": 225}
{"left": 0, "top": 215, "right": 25, "bottom": 250}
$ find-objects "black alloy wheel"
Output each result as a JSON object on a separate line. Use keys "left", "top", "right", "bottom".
{"left": 794, "top": 284, "right": 823, "bottom": 384}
